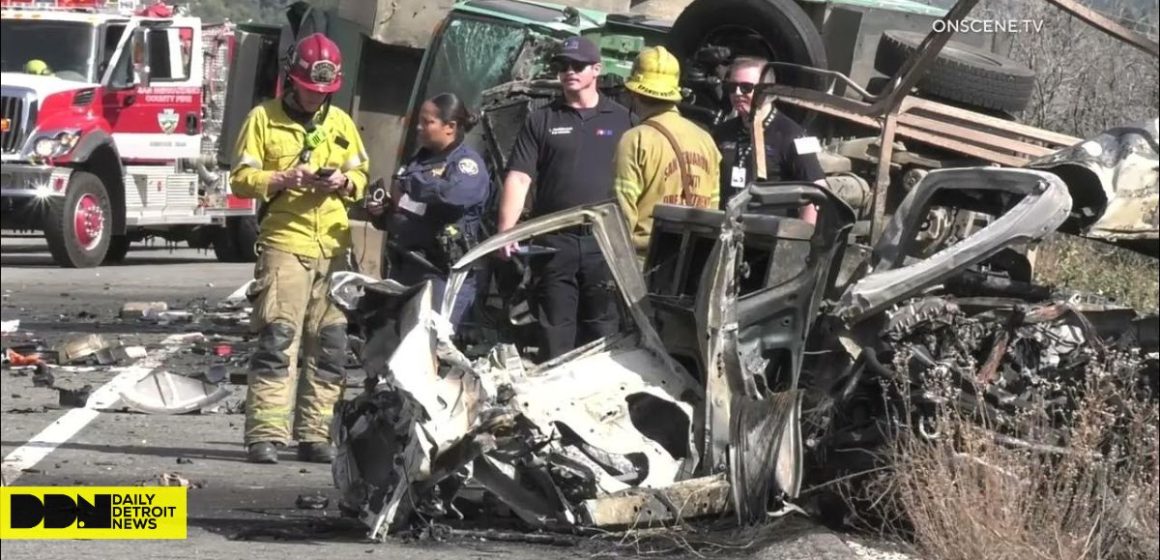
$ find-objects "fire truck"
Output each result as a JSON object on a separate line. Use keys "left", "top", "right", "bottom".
{"left": 0, "top": 0, "right": 270, "bottom": 268}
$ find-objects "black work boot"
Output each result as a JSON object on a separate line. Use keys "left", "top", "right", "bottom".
{"left": 297, "top": 442, "right": 336, "bottom": 463}
{"left": 247, "top": 442, "right": 279, "bottom": 464}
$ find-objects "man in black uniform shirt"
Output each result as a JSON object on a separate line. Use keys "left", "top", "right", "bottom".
{"left": 714, "top": 57, "right": 826, "bottom": 223}
{"left": 497, "top": 36, "right": 636, "bottom": 361}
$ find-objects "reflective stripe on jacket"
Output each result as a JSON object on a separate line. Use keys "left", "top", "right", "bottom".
{"left": 230, "top": 99, "right": 369, "bottom": 259}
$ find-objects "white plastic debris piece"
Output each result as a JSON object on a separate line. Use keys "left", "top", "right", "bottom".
{"left": 121, "top": 301, "right": 168, "bottom": 319}
{"left": 223, "top": 280, "right": 255, "bottom": 307}
{"left": 156, "top": 473, "right": 191, "bottom": 487}
{"left": 1, "top": 319, "right": 19, "bottom": 335}
{"left": 119, "top": 370, "right": 231, "bottom": 415}
{"left": 154, "top": 311, "right": 194, "bottom": 324}
{"left": 57, "top": 333, "right": 110, "bottom": 364}
{"left": 124, "top": 346, "right": 148, "bottom": 359}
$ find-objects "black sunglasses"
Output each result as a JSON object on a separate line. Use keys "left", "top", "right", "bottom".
{"left": 724, "top": 81, "right": 757, "bottom": 94}
{"left": 550, "top": 60, "right": 591, "bottom": 73}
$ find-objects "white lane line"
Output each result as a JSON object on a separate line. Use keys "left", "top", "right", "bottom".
{"left": 1, "top": 333, "right": 199, "bottom": 486}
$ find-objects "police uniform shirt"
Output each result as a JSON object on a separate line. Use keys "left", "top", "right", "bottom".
{"left": 387, "top": 142, "right": 489, "bottom": 254}
{"left": 713, "top": 111, "right": 825, "bottom": 207}
{"left": 506, "top": 95, "right": 635, "bottom": 217}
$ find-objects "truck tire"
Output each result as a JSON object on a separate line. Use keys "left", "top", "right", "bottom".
{"left": 667, "top": 0, "right": 828, "bottom": 89}
{"left": 229, "top": 216, "right": 259, "bottom": 263}
{"left": 212, "top": 224, "right": 240, "bottom": 262}
{"left": 873, "top": 30, "right": 1035, "bottom": 113}
{"left": 103, "top": 235, "right": 132, "bottom": 264}
{"left": 43, "top": 171, "right": 112, "bottom": 268}
{"left": 186, "top": 226, "right": 215, "bottom": 250}
{"left": 212, "top": 217, "right": 259, "bottom": 263}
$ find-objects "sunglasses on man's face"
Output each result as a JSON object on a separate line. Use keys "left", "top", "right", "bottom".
{"left": 725, "top": 81, "right": 757, "bottom": 95}
{"left": 551, "top": 60, "right": 591, "bottom": 74}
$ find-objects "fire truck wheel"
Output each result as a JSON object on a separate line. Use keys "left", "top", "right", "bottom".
{"left": 103, "top": 235, "right": 132, "bottom": 264}
{"left": 229, "top": 216, "right": 259, "bottom": 263}
{"left": 44, "top": 171, "right": 113, "bottom": 269}
{"left": 212, "top": 217, "right": 259, "bottom": 263}
{"left": 212, "top": 224, "right": 240, "bottom": 263}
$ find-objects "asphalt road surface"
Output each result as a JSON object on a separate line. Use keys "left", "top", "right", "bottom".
{"left": 0, "top": 237, "right": 880, "bottom": 560}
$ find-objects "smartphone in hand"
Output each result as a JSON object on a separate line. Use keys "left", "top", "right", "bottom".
{"left": 315, "top": 168, "right": 337, "bottom": 179}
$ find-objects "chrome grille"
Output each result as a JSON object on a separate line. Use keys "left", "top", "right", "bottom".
{"left": 2, "top": 96, "right": 30, "bottom": 154}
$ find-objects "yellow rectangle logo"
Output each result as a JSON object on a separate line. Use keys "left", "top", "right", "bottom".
{"left": 0, "top": 486, "right": 187, "bottom": 540}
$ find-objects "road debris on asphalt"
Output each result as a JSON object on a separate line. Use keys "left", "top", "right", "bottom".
{"left": 120, "top": 301, "right": 169, "bottom": 319}
{"left": 56, "top": 333, "right": 111, "bottom": 364}
{"left": 94, "top": 344, "right": 148, "bottom": 365}
{"left": 31, "top": 363, "right": 54, "bottom": 387}
{"left": 56, "top": 384, "right": 93, "bottom": 408}
{"left": 119, "top": 369, "right": 233, "bottom": 415}
{"left": 1, "top": 319, "right": 19, "bottom": 335}
{"left": 6, "top": 348, "right": 43, "bottom": 367}
{"left": 295, "top": 494, "right": 330, "bottom": 510}
{"left": 148, "top": 472, "right": 202, "bottom": 488}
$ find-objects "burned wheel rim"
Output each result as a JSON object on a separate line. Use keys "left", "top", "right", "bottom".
{"left": 73, "top": 193, "right": 105, "bottom": 251}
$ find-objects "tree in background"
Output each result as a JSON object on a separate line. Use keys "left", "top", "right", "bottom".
{"left": 973, "top": 0, "right": 1159, "bottom": 310}
{"left": 980, "top": 0, "right": 1159, "bottom": 138}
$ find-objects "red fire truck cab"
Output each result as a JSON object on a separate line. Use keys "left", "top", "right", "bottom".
{"left": 0, "top": 0, "right": 271, "bottom": 267}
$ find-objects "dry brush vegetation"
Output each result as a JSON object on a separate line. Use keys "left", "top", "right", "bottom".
{"left": 876, "top": 355, "right": 1159, "bottom": 560}
{"left": 843, "top": 4, "right": 1160, "bottom": 557}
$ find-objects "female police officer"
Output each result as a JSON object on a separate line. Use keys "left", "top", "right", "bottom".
{"left": 368, "top": 93, "right": 490, "bottom": 327}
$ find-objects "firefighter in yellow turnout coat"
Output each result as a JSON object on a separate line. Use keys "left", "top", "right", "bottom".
{"left": 230, "top": 33, "right": 369, "bottom": 464}
{"left": 613, "top": 46, "right": 721, "bottom": 256}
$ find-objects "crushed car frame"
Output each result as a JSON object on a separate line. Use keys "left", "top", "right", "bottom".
{"left": 326, "top": 118, "right": 1156, "bottom": 538}
{"left": 324, "top": 0, "right": 1159, "bottom": 542}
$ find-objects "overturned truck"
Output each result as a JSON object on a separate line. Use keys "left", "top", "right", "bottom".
{"left": 326, "top": 115, "right": 1158, "bottom": 539}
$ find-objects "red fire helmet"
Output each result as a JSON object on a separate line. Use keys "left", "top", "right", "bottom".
{"left": 287, "top": 33, "right": 343, "bottom": 94}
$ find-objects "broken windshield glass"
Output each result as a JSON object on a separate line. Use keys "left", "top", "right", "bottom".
{"left": 414, "top": 16, "right": 528, "bottom": 117}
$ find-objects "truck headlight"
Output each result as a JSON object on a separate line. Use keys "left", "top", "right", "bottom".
{"left": 34, "top": 138, "right": 58, "bottom": 158}
{"left": 29, "top": 131, "right": 80, "bottom": 159}
{"left": 58, "top": 131, "right": 80, "bottom": 150}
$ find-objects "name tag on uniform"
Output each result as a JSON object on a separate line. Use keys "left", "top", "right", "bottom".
{"left": 731, "top": 165, "right": 747, "bottom": 189}
{"left": 794, "top": 136, "right": 821, "bottom": 155}
{"left": 397, "top": 193, "right": 427, "bottom": 216}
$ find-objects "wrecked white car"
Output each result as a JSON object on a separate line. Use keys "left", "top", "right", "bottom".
{"left": 327, "top": 180, "right": 859, "bottom": 539}
{"left": 326, "top": 120, "right": 1157, "bottom": 540}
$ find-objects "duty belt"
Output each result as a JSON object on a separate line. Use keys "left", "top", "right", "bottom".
{"left": 554, "top": 223, "right": 595, "bottom": 236}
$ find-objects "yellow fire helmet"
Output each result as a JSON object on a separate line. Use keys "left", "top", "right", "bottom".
{"left": 24, "top": 59, "right": 53, "bottom": 76}
{"left": 624, "top": 46, "right": 682, "bottom": 103}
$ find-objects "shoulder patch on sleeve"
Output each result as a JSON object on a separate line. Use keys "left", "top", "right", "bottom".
{"left": 457, "top": 158, "right": 480, "bottom": 176}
